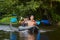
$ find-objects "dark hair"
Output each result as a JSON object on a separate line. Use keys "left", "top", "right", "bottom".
{"left": 29, "top": 15, "right": 35, "bottom": 20}
{"left": 30, "top": 15, "right": 34, "bottom": 18}
{"left": 24, "top": 16, "right": 29, "bottom": 18}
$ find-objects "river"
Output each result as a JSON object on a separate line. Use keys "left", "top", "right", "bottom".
{"left": 0, "top": 25, "right": 60, "bottom": 40}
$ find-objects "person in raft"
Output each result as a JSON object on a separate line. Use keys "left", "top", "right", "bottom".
{"left": 19, "top": 15, "right": 38, "bottom": 32}
{"left": 27, "top": 15, "right": 39, "bottom": 33}
{"left": 19, "top": 16, "right": 29, "bottom": 26}
{"left": 27, "top": 15, "right": 36, "bottom": 27}
{"left": 27, "top": 15, "right": 36, "bottom": 40}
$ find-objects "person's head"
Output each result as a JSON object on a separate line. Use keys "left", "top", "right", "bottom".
{"left": 30, "top": 15, "right": 34, "bottom": 20}
{"left": 24, "top": 16, "right": 29, "bottom": 21}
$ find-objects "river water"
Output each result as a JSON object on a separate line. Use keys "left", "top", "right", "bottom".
{"left": 0, "top": 25, "right": 60, "bottom": 40}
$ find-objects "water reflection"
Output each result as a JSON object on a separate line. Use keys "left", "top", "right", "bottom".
{"left": 41, "top": 34, "right": 48, "bottom": 40}
{"left": 19, "top": 30, "right": 49, "bottom": 40}
{"left": 0, "top": 25, "right": 49, "bottom": 40}
{"left": 0, "top": 30, "right": 10, "bottom": 40}
{"left": 19, "top": 30, "right": 35, "bottom": 40}
{"left": 10, "top": 32, "right": 17, "bottom": 40}
{"left": 36, "top": 31, "right": 40, "bottom": 40}
{"left": 0, "top": 30, "right": 49, "bottom": 40}
{"left": 28, "top": 34, "right": 35, "bottom": 40}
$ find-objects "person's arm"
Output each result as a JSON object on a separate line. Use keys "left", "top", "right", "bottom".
{"left": 34, "top": 21, "right": 36, "bottom": 26}
{"left": 19, "top": 20, "right": 24, "bottom": 24}
{"left": 19, "top": 20, "right": 21, "bottom": 24}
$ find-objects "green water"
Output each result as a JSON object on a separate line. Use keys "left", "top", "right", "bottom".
{"left": 0, "top": 31, "right": 19, "bottom": 40}
{"left": 0, "top": 31, "right": 10, "bottom": 40}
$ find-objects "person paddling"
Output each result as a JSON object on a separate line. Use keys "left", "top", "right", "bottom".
{"left": 27, "top": 15, "right": 36, "bottom": 27}
{"left": 19, "top": 17, "right": 29, "bottom": 27}
{"left": 27, "top": 15, "right": 36, "bottom": 40}
{"left": 27, "top": 15, "right": 39, "bottom": 33}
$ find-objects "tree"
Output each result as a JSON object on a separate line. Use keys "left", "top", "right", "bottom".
{"left": 0, "top": 0, "right": 60, "bottom": 22}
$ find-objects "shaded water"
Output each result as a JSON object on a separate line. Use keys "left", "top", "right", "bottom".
{"left": 0, "top": 30, "right": 49, "bottom": 40}
{"left": 0, "top": 25, "right": 60, "bottom": 40}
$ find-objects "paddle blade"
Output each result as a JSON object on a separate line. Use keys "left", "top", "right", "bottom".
{"left": 36, "top": 21, "right": 40, "bottom": 25}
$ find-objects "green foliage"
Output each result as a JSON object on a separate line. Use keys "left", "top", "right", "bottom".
{"left": 0, "top": 0, "right": 60, "bottom": 24}
{"left": 0, "top": 16, "right": 17, "bottom": 24}
{"left": 52, "top": 0, "right": 60, "bottom": 2}
{"left": 0, "top": 17, "right": 11, "bottom": 23}
{"left": 0, "top": 0, "right": 40, "bottom": 16}
{"left": 52, "top": 13, "right": 60, "bottom": 21}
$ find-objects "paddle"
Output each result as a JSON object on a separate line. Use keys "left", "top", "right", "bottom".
{"left": 36, "top": 20, "right": 40, "bottom": 25}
